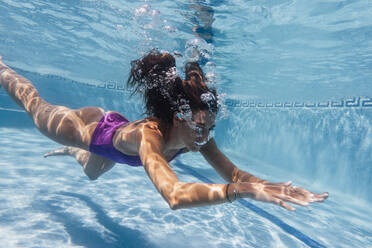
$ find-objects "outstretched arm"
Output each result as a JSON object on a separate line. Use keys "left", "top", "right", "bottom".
{"left": 137, "top": 124, "right": 230, "bottom": 210}
{"left": 200, "top": 139, "right": 328, "bottom": 211}
{"left": 136, "top": 124, "right": 327, "bottom": 211}
{"left": 200, "top": 139, "right": 265, "bottom": 183}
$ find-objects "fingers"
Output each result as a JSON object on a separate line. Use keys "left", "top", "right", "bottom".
{"left": 264, "top": 183, "right": 328, "bottom": 209}
{"left": 265, "top": 184, "right": 308, "bottom": 202}
{"left": 273, "top": 193, "right": 309, "bottom": 207}
{"left": 284, "top": 181, "right": 292, "bottom": 186}
{"left": 309, "top": 192, "right": 329, "bottom": 202}
{"left": 286, "top": 187, "right": 327, "bottom": 204}
{"left": 271, "top": 192, "right": 328, "bottom": 211}
{"left": 272, "top": 197, "right": 295, "bottom": 211}
{"left": 276, "top": 190, "right": 328, "bottom": 208}
{"left": 250, "top": 181, "right": 328, "bottom": 211}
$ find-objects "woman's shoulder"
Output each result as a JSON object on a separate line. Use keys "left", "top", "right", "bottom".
{"left": 112, "top": 117, "right": 164, "bottom": 154}
{"left": 130, "top": 117, "right": 162, "bottom": 129}
{"left": 121, "top": 117, "right": 164, "bottom": 138}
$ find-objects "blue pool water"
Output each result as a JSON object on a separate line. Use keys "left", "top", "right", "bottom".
{"left": 0, "top": 0, "right": 371, "bottom": 247}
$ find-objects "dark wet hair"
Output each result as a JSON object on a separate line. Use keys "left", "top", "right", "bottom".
{"left": 127, "top": 49, "right": 218, "bottom": 124}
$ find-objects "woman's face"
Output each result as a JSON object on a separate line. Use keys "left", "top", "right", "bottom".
{"left": 179, "top": 109, "right": 216, "bottom": 152}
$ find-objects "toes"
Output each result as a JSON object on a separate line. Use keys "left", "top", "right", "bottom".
{"left": 43, "top": 147, "right": 68, "bottom": 158}
{"left": 44, "top": 151, "right": 58, "bottom": 157}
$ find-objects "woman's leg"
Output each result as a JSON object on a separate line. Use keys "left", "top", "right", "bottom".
{"left": 0, "top": 56, "right": 117, "bottom": 178}
{"left": 44, "top": 146, "right": 115, "bottom": 180}
{"left": 0, "top": 56, "right": 103, "bottom": 149}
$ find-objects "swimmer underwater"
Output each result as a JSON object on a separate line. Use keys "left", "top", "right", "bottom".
{"left": 0, "top": 52, "right": 328, "bottom": 211}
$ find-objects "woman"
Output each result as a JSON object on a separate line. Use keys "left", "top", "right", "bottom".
{"left": 0, "top": 51, "right": 328, "bottom": 210}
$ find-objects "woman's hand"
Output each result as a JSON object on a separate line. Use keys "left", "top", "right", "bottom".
{"left": 233, "top": 181, "right": 328, "bottom": 211}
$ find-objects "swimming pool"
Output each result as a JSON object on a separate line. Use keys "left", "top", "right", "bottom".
{"left": 0, "top": 0, "right": 371, "bottom": 247}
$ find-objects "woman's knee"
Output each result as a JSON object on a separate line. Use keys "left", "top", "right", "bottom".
{"left": 84, "top": 170, "right": 101, "bottom": 180}
{"left": 83, "top": 155, "right": 115, "bottom": 180}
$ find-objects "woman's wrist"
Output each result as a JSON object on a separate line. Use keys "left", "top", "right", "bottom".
{"left": 226, "top": 183, "right": 241, "bottom": 203}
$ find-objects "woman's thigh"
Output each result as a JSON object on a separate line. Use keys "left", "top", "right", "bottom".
{"left": 35, "top": 105, "right": 105, "bottom": 150}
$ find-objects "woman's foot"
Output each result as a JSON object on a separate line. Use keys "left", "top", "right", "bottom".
{"left": 0, "top": 56, "right": 9, "bottom": 73}
{"left": 44, "top": 146, "right": 69, "bottom": 158}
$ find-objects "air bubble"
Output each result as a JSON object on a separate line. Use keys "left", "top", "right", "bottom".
{"left": 164, "top": 25, "right": 178, "bottom": 33}
{"left": 204, "top": 61, "right": 216, "bottom": 73}
{"left": 217, "top": 93, "right": 229, "bottom": 120}
{"left": 135, "top": 4, "right": 151, "bottom": 16}
{"left": 185, "top": 38, "right": 214, "bottom": 62}
{"left": 185, "top": 47, "right": 200, "bottom": 62}
{"left": 204, "top": 62, "right": 217, "bottom": 84}
{"left": 201, "top": 92, "right": 215, "bottom": 103}
{"left": 151, "top": 9, "right": 160, "bottom": 16}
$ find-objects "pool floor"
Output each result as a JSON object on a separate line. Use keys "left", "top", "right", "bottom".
{"left": 0, "top": 127, "right": 371, "bottom": 248}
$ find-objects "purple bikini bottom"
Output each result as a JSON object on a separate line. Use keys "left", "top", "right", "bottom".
{"left": 89, "top": 112, "right": 182, "bottom": 166}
